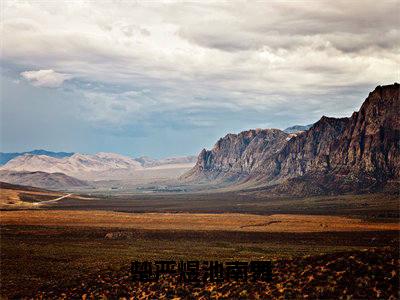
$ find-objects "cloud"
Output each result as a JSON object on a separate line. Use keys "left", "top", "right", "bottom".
{"left": 2, "top": 0, "right": 397, "bottom": 95}
{"left": 20, "top": 69, "right": 72, "bottom": 87}
{"left": 1, "top": 0, "right": 399, "bottom": 155}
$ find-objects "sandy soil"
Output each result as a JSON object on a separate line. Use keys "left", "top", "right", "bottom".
{"left": 1, "top": 210, "right": 398, "bottom": 232}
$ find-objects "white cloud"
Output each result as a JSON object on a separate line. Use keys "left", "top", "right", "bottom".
{"left": 1, "top": 0, "right": 399, "bottom": 127}
{"left": 20, "top": 69, "right": 72, "bottom": 88}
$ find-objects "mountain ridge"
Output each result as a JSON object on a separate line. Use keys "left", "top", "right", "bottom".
{"left": 0, "top": 152, "right": 143, "bottom": 180}
{"left": 1, "top": 152, "right": 197, "bottom": 181}
{"left": 0, "top": 149, "right": 74, "bottom": 165}
{"left": 182, "top": 83, "right": 400, "bottom": 195}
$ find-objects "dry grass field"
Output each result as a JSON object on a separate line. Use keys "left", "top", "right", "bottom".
{"left": 0, "top": 187, "right": 62, "bottom": 208}
{"left": 0, "top": 187, "right": 399, "bottom": 298}
{"left": 32, "top": 190, "right": 399, "bottom": 220}
{"left": 0, "top": 184, "right": 93, "bottom": 209}
{"left": 1, "top": 210, "right": 399, "bottom": 232}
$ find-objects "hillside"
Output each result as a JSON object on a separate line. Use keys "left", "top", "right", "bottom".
{"left": 0, "top": 181, "right": 52, "bottom": 192}
{"left": 0, "top": 170, "right": 89, "bottom": 190}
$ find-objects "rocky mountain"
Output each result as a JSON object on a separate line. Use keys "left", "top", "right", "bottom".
{"left": 0, "top": 170, "right": 88, "bottom": 190}
{"left": 183, "top": 128, "right": 290, "bottom": 182}
{"left": 0, "top": 149, "right": 74, "bottom": 165}
{"left": 183, "top": 83, "right": 400, "bottom": 194}
{"left": 0, "top": 152, "right": 143, "bottom": 180}
{"left": 283, "top": 124, "right": 313, "bottom": 133}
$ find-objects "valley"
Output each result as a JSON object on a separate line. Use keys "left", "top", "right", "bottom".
{"left": 2, "top": 1, "right": 399, "bottom": 297}
{"left": 0, "top": 84, "right": 399, "bottom": 299}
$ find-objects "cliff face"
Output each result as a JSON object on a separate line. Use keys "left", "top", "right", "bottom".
{"left": 331, "top": 84, "right": 400, "bottom": 179}
{"left": 183, "top": 128, "right": 289, "bottom": 181}
{"left": 183, "top": 83, "right": 400, "bottom": 194}
{"left": 259, "top": 116, "right": 349, "bottom": 180}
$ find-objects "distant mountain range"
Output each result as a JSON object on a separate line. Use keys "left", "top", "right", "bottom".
{"left": 0, "top": 151, "right": 197, "bottom": 186}
{"left": 283, "top": 124, "right": 313, "bottom": 133}
{"left": 135, "top": 156, "right": 197, "bottom": 168}
{"left": 0, "top": 152, "right": 143, "bottom": 180}
{"left": 0, "top": 150, "right": 74, "bottom": 165}
{"left": 183, "top": 83, "right": 400, "bottom": 195}
{"left": 0, "top": 150, "right": 196, "bottom": 167}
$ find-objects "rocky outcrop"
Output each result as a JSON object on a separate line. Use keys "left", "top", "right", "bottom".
{"left": 183, "top": 83, "right": 400, "bottom": 194}
{"left": 182, "top": 128, "right": 289, "bottom": 182}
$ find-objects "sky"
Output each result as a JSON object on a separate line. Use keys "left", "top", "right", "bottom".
{"left": 0, "top": 0, "right": 399, "bottom": 158}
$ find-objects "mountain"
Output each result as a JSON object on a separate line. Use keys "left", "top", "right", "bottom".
{"left": 283, "top": 124, "right": 313, "bottom": 133}
{"left": 0, "top": 170, "right": 89, "bottom": 190}
{"left": 134, "top": 156, "right": 156, "bottom": 166}
{"left": 0, "top": 152, "right": 143, "bottom": 180}
{"left": 0, "top": 151, "right": 197, "bottom": 181}
{"left": 183, "top": 129, "right": 289, "bottom": 182}
{"left": 183, "top": 83, "right": 400, "bottom": 195}
{"left": 0, "top": 181, "right": 51, "bottom": 192}
{"left": 0, "top": 149, "right": 74, "bottom": 165}
{"left": 135, "top": 155, "right": 197, "bottom": 168}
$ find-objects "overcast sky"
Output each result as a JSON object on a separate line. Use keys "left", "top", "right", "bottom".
{"left": 1, "top": 0, "right": 399, "bottom": 158}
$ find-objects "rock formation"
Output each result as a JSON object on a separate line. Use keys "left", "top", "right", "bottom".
{"left": 183, "top": 83, "right": 400, "bottom": 194}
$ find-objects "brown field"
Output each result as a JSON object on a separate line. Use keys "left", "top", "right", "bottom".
{"left": 0, "top": 186, "right": 94, "bottom": 209}
{"left": 1, "top": 210, "right": 399, "bottom": 232}
{"left": 1, "top": 189, "right": 399, "bottom": 298}
{"left": 24, "top": 190, "right": 398, "bottom": 220}
{"left": 0, "top": 188, "right": 63, "bottom": 207}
